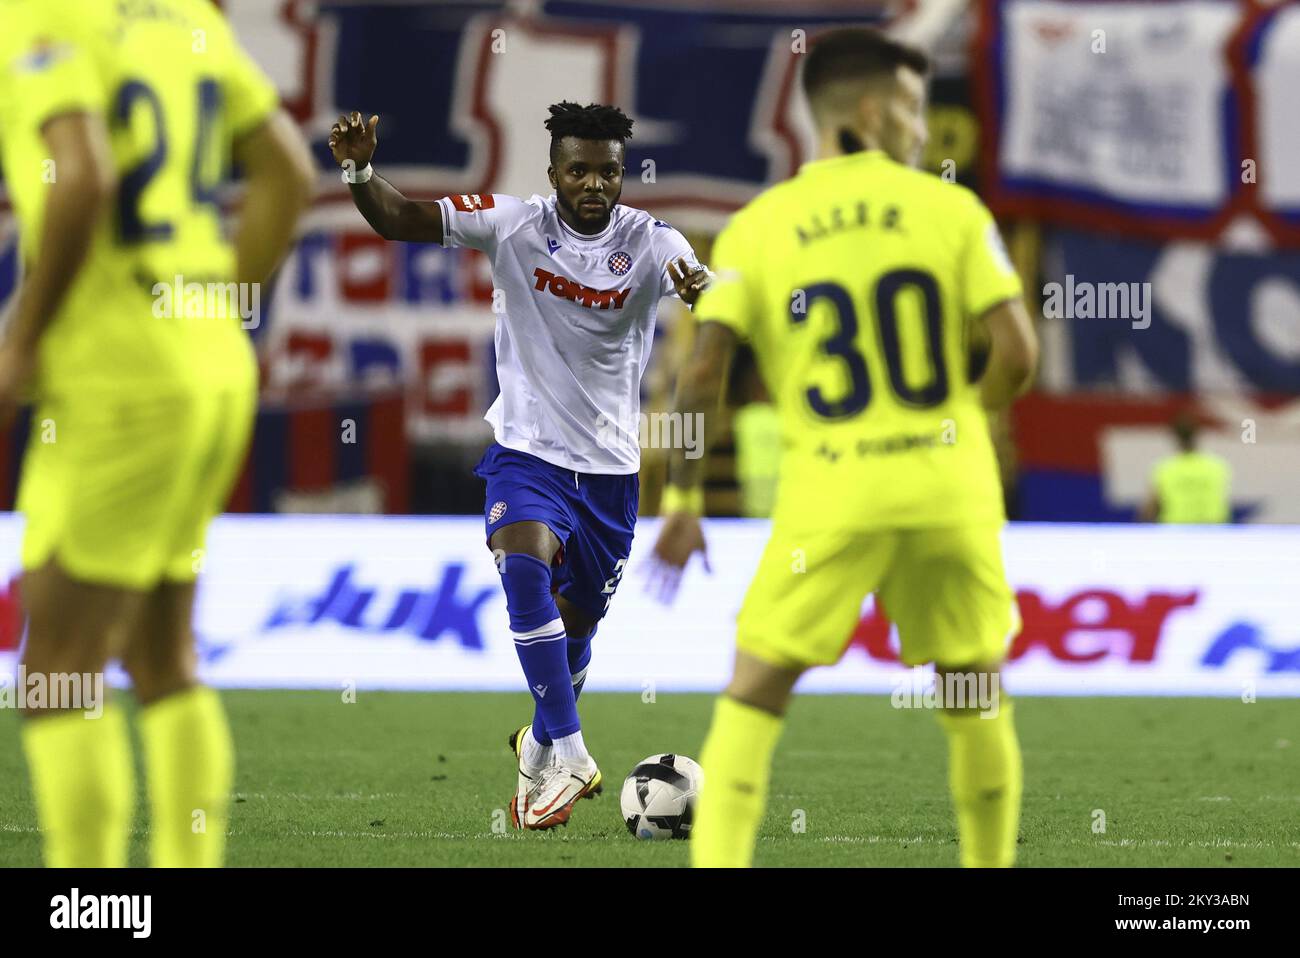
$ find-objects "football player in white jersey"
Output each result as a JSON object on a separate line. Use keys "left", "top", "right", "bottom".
{"left": 330, "top": 102, "right": 710, "bottom": 829}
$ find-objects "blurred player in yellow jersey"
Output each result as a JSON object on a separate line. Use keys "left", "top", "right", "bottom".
{"left": 651, "top": 27, "right": 1039, "bottom": 868}
{"left": 1139, "top": 413, "right": 1232, "bottom": 524}
{"left": 0, "top": 0, "right": 313, "bottom": 866}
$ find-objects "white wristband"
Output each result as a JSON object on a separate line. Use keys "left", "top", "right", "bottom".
{"left": 342, "top": 163, "right": 374, "bottom": 185}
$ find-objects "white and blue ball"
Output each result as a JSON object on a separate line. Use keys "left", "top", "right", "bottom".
{"left": 620, "top": 754, "right": 703, "bottom": 840}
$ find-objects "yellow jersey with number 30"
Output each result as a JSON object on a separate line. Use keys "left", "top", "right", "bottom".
{"left": 694, "top": 150, "right": 1023, "bottom": 532}
{"left": 0, "top": 0, "right": 278, "bottom": 398}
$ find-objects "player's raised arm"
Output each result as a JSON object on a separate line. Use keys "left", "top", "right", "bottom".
{"left": 329, "top": 112, "right": 444, "bottom": 243}
{"left": 232, "top": 109, "right": 316, "bottom": 287}
{"left": 975, "top": 297, "right": 1038, "bottom": 409}
{"left": 0, "top": 111, "right": 116, "bottom": 422}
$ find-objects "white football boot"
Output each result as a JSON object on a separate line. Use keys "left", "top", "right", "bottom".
{"left": 521, "top": 756, "right": 603, "bottom": 830}
{"left": 507, "top": 724, "right": 550, "bottom": 829}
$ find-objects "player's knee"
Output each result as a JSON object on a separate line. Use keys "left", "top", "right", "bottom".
{"left": 724, "top": 684, "right": 790, "bottom": 718}
{"left": 121, "top": 642, "right": 197, "bottom": 706}
{"left": 488, "top": 521, "right": 561, "bottom": 565}
{"left": 497, "top": 553, "right": 562, "bottom": 638}
{"left": 558, "top": 604, "right": 598, "bottom": 645}
{"left": 725, "top": 654, "right": 804, "bottom": 717}
{"left": 125, "top": 667, "right": 198, "bottom": 707}
{"left": 933, "top": 661, "right": 1004, "bottom": 714}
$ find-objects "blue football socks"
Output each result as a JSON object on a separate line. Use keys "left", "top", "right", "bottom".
{"left": 500, "top": 554, "right": 581, "bottom": 741}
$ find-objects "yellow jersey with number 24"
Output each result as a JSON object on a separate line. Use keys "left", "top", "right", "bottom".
{"left": 0, "top": 0, "right": 278, "bottom": 399}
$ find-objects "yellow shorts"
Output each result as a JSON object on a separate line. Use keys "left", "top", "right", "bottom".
{"left": 735, "top": 523, "right": 1019, "bottom": 669}
{"left": 17, "top": 383, "right": 256, "bottom": 590}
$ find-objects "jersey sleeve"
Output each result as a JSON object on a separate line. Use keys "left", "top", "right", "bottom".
{"left": 436, "top": 193, "right": 534, "bottom": 253}
{"left": 0, "top": 11, "right": 107, "bottom": 136}
{"left": 961, "top": 197, "right": 1023, "bottom": 318}
{"left": 222, "top": 34, "right": 279, "bottom": 140}
{"left": 653, "top": 223, "right": 703, "bottom": 299}
{"left": 690, "top": 213, "right": 759, "bottom": 339}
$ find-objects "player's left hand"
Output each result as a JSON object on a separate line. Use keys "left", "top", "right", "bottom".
{"left": 667, "top": 256, "right": 713, "bottom": 307}
{"left": 646, "top": 510, "right": 711, "bottom": 605}
{"left": 0, "top": 340, "right": 35, "bottom": 430}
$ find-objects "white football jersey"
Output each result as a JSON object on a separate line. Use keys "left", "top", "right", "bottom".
{"left": 437, "top": 192, "right": 699, "bottom": 474}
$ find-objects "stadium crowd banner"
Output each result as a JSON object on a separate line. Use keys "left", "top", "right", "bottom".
{"left": 976, "top": 0, "right": 1300, "bottom": 245}
{"left": 1, "top": 515, "right": 1297, "bottom": 697}
{"left": 1019, "top": 218, "right": 1300, "bottom": 523}
{"left": 1036, "top": 228, "right": 1300, "bottom": 395}
{"left": 254, "top": 204, "right": 502, "bottom": 445}
{"left": 1011, "top": 392, "right": 1300, "bottom": 524}
{"left": 244, "top": 0, "right": 902, "bottom": 227}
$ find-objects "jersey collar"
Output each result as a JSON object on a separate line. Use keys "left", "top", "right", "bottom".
{"left": 800, "top": 148, "right": 889, "bottom": 176}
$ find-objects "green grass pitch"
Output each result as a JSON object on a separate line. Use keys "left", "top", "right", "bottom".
{"left": 1, "top": 692, "right": 1297, "bottom": 867}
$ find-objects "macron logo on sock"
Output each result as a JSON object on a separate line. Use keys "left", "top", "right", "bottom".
{"left": 533, "top": 684, "right": 548, "bottom": 698}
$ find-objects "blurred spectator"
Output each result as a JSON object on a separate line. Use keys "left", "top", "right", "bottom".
{"left": 1139, "top": 414, "right": 1231, "bottom": 524}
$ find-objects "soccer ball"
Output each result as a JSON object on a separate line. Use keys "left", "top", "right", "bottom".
{"left": 620, "top": 753, "right": 703, "bottom": 840}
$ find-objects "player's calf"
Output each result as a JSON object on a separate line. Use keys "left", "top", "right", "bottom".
{"left": 934, "top": 660, "right": 1022, "bottom": 868}
{"left": 691, "top": 651, "right": 803, "bottom": 867}
{"left": 127, "top": 581, "right": 235, "bottom": 867}
{"left": 491, "top": 531, "right": 599, "bottom": 826}
{"left": 17, "top": 561, "right": 144, "bottom": 867}
{"left": 498, "top": 553, "right": 584, "bottom": 739}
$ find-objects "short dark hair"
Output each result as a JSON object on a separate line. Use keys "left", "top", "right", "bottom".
{"left": 545, "top": 102, "right": 634, "bottom": 161}
{"left": 802, "top": 27, "right": 930, "bottom": 107}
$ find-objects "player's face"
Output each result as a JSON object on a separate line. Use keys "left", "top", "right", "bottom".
{"left": 549, "top": 138, "right": 625, "bottom": 234}
{"left": 880, "top": 65, "right": 929, "bottom": 168}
